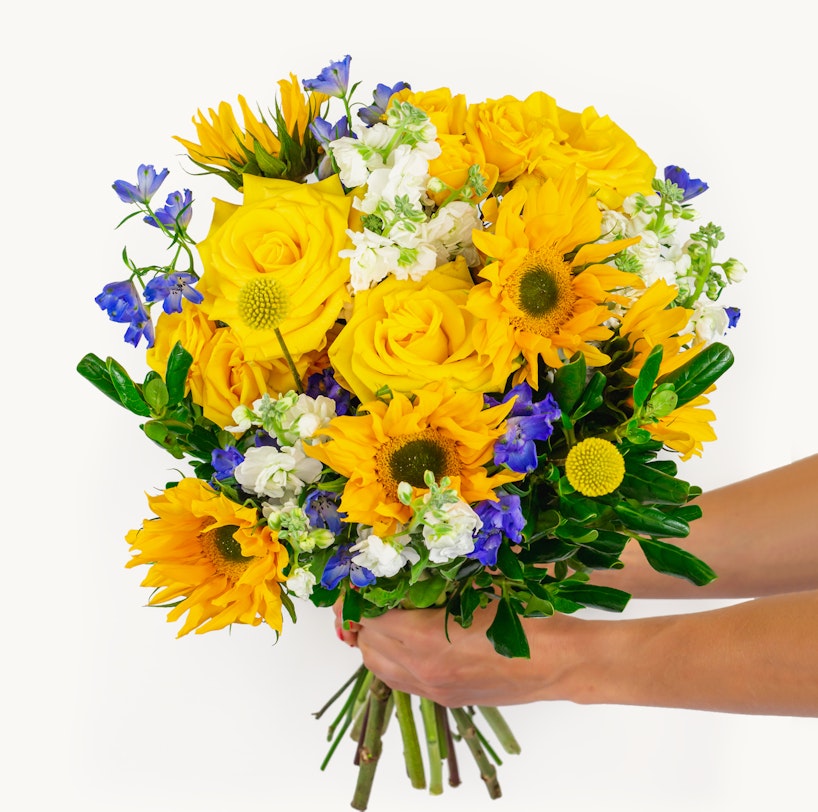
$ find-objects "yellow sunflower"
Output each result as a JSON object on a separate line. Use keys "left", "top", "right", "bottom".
{"left": 174, "top": 75, "right": 326, "bottom": 170}
{"left": 617, "top": 280, "right": 717, "bottom": 459}
{"left": 468, "top": 170, "right": 642, "bottom": 387}
{"left": 126, "top": 478, "right": 288, "bottom": 636}
{"left": 648, "top": 391, "right": 718, "bottom": 461}
{"left": 196, "top": 173, "right": 352, "bottom": 362}
{"left": 303, "top": 382, "right": 524, "bottom": 535}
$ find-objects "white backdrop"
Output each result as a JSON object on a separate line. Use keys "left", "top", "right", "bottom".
{"left": 3, "top": 2, "right": 817, "bottom": 810}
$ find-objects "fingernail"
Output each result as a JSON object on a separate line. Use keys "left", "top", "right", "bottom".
{"left": 336, "top": 628, "right": 345, "bottom": 642}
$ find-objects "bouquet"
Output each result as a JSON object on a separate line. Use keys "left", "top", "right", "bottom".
{"left": 79, "top": 55, "right": 746, "bottom": 809}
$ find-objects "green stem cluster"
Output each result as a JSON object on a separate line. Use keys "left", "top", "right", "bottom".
{"left": 316, "top": 667, "right": 521, "bottom": 810}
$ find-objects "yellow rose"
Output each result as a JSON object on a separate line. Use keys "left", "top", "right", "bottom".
{"left": 426, "top": 134, "right": 500, "bottom": 206}
{"left": 465, "top": 93, "right": 562, "bottom": 183}
{"left": 196, "top": 174, "right": 352, "bottom": 363}
{"left": 393, "top": 86, "right": 468, "bottom": 135}
{"left": 329, "top": 257, "right": 515, "bottom": 402}
{"left": 529, "top": 103, "right": 655, "bottom": 208}
{"left": 147, "top": 304, "right": 297, "bottom": 429}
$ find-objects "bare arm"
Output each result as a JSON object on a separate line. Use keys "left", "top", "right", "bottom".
{"left": 354, "top": 590, "right": 818, "bottom": 716}
{"left": 594, "top": 453, "right": 818, "bottom": 598}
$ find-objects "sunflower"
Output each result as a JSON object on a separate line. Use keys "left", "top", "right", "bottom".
{"left": 468, "top": 170, "right": 642, "bottom": 387}
{"left": 303, "top": 382, "right": 524, "bottom": 535}
{"left": 647, "top": 391, "right": 718, "bottom": 461}
{"left": 173, "top": 75, "right": 325, "bottom": 171}
{"left": 126, "top": 479, "right": 289, "bottom": 636}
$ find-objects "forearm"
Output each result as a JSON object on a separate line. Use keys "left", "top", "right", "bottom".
{"left": 552, "top": 589, "right": 818, "bottom": 716}
{"left": 592, "top": 454, "right": 818, "bottom": 599}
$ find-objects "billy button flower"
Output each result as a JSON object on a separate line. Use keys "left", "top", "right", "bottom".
{"left": 564, "top": 437, "right": 625, "bottom": 497}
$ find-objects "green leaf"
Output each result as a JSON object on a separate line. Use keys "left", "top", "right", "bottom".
{"left": 551, "top": 353, "right": 586, "bottom": 413}
{"left": 341, "top": 588, "right": 363, "bottom": 625}
{"left": 612, "top": 501, "right": 691, "bottom": 537}
{"left": 408, "top": 574, "right": 448, "bottom": 608}
{"left": 572, "top": 372, "right": 606, "bottom": 421}
{"left": 496, "top": 541, "right": 524, "bottom": 582}
{"left": 633, "top": 344, "right": 664, "bottom": 409}
{"left": 553, "top": 582, "right": 631, "bottom": 613}
{"left": 106, "top": 358, "right": 151, "bottom": 416}
{"left": 486, "top": 598, "right": 530, "bottom": 659}
{"left": 165, "top": 342, "right": 193, "bottom": 406}
{"left": 620, "top": 462, "right": 692, "bottom": 505}
{"left": 76, "top": 353, "right": 121, "bottom": 405}
{"left": 143, "top": 420, "right": 169, "bottom": 444}
{"left": 656, "top": 342, "right": 734, "bottom": 406}
{"left": 143, "top": 375, "right": 169, "bottom": 413}
{"left": 637, "top": 538, "right": 717, "bottom": 586}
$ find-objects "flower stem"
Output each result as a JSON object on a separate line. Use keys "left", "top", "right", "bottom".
{"left": 274, "top": 327, "right": 305, "bottom": 393}
{"left": 450, "top": 707, "right": 502, "bottom": 800}
{"left": 477, "top": 706, "right": 521, "bottom": 754}
{"left": 393, "top": 691, "right": 426, "bottom": 789}
{"left": 441, "top": 708, "right": 461, "bottom": 788}
{"left": 420, "top": 698, "right": 444, "bottom": 795}
{"left": 350, "top": 678, "right": 392, "bottom": 811}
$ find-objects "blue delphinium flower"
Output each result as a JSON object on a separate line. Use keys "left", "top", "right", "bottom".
{"left": 489, "top": 384, "right": 561, "bottom": 473}
{"left": 304, "top": 489, "right": 346, "bottom": 534}
{"left": 664, "top": 165, "right": 709, "bottom": 201}
{"left": 211, "top": 446, "right": 245, "bottom": 481}
{"left": 113, "top": 164, "right": 169, "bottom": 204}
{"left": 358, "top": 81, "right": 411, "bottom": 126}
{"left": 468, "top": 493, "right": 526, "bottom": 567}
{"left": 144, "top": 272, "right": 204, "bottom": 314}
{"left": 122, "top": 302, "right": 155, "bottom": 348}
{"left": 725, "top": 306, "right": 741, "bottom": 328}
{"left": 95, "top": 279, "right": 142, "bottom": 322}
{"left": 146, "top": 189, "right": 193, "bottom": 231}
{"left": 306, "top": 368, "right": 352, "bottom": 416}
{"left": 310, "top": 115, "right": 351, "bottom": 179}
{"left": 321, "top": 544, "right": 376, "bottom": 590}
{"left": 302, "top": 55, "right": 352, "bottom": 98}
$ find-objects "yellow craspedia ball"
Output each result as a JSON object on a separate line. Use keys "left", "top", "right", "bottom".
{"left": 565, "top": 438, "right": 625, "bottom": 497}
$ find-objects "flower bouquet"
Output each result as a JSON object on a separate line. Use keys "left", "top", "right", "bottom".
{"left": 79, "top": 55, "right": 746, "bottom": 810}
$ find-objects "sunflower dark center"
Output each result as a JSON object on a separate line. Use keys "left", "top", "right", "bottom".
{"left": 519, "top": 267, "right": 559, "bottom": 316}
{"left": 389, "top": 439, "right": 448, "bottom": 488}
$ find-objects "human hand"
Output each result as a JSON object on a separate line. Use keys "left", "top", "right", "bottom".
{"left": 333, "top": 600, "right": 582, "bottom": 707}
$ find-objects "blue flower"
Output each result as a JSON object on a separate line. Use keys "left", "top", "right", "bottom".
{"left": 95, "top": 279, "right": 142, "bottom": 322}
{"left": 306, "top": 368, "right": 352, "bottom": 416}
{"left": 113, "top": 164, "right": 169, "bottom": 204}
{"left": 144, "top": 272, "right": 203, "bottom": 314}
{"left": 122, "top": 303, "right": 155, "bottom": 348}
{"left": 489, "top": 384, "right": 561, "bottom": 473}
{"left": 304, "top": 489, "right": 346, "bottom": 534}
{"left": 321, "top": 544, "right": 376, "bottom": 590}
{"left": 211, "top": 447, "right": 244, "bottom": 481}
{"left": 309, "top": 116, "right": 351, "bottom": 179}
{"left": 358, "top": 81, "right": 410, "bottom": 126}
{"left": 145, "top": 189, "right": 193, "bottom": 231}
{"left": 475, "top": 493, "right": 526, "bottom": 541}
{"left": 725, "top": 306, "right": 741, "bottom": 328}
{"left": 664, "top": 165, "right": 709, "bottom": 201}
{"left": 302, "top": 55, "right": 352, "bottom": 98}
{"left": 468, "top": 528, "right": 503, "bottom": 567}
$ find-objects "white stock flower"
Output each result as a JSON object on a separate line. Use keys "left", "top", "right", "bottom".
{"left": 421, "top": 499, "right": 482, "bottom": 564}
{"left": 287, "top": 567, "right": 317, "bottom": 600}
{"left": 287, "top": 393, "right": 337, "bottom": 443}
{"left": 341, "top": 228, "right": 403, "bottom": 291}
{"left": 234, "top": 442, "right": 323, "bottom": 500}
{"left": 359, "top": 144, "right": 431, "bottom": 214}
{"left": 689, "top": 303, "right": 729, "bottom": 343}
{"left": 350, "top": 528, "right": 420, "bottom": 578}
{"left": 422, "top": 201, "right": 481, "bottom": 264}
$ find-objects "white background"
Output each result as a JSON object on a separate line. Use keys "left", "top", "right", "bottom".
{"left": 3, "top": 2, "right": 817, "bottom": 810}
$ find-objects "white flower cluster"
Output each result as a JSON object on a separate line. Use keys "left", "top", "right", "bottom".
{"left": 600, "top": 192, "right": 746, "bottom": 345}
{"left": 330, "top": 102, "right": 481, "bottom": 293}
{"left": 229, "top": 391, "right": 336, "bottom": 506}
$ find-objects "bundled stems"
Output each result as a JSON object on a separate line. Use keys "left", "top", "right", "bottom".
{"left": 450, "top": 707, "right": 503, "bottom": 800}
{"left": 420, "top": 697, "right": 444, "bottom": 794}
{"left": 351, "top": 678, "right": 392, "bottom": 811}
{"left": 393, "top": 691, "right": 426, "bottom": 789}
{"left": 478, "top": 706, "right": 521, "bottom": 754}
